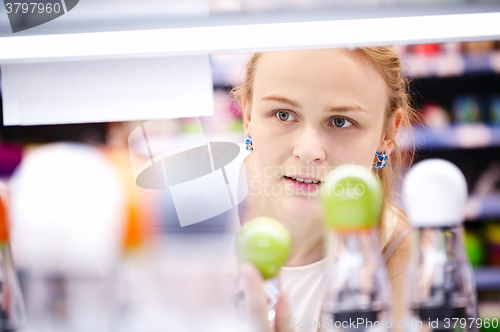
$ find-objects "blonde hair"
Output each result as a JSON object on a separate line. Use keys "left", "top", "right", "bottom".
{"left": 230, "top": 47, "right": 419, "bottom": 241}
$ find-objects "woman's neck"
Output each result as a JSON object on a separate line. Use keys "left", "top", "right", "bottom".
{"left": 242, "top": 153, "right": 326, "bottom": 267}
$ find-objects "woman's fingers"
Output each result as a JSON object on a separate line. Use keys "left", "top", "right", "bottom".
{"left": 240, "top": 262, "right": 295, "bottom": 332}
{"left": 275, "top": 291, "right": 294, "bottom": 332}
{"left": 241, "top": 262, "right": 271, "bottom": 332}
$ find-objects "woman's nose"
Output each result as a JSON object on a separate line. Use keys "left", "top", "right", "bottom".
{"left": 292, "top": 127, "right": 326, "bottom": 164}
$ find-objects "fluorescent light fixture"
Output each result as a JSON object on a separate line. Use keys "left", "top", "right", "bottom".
{"left": 0, "top": 12, "right": 499, "bottom": 62}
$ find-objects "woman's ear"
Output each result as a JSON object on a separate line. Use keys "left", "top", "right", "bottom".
{"left": 242, "top": 97, "right": 252, "bottom": 135}
{"left": 378, "top": 107, "right": 404, "bottom": 153}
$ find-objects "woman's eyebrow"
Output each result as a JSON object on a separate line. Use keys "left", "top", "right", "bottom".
{"left": 261, "top": 95, "right": 368, "bottom": 114}
{"left": 261, "top": 95, "right": 301, "bottom": 108}
{"left": 327, "top": 105, "right": 368, "bottom": 113}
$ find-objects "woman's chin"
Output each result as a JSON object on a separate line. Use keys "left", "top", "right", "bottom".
{"left": 279, "top": 195, "right": 323, "bottom": 220}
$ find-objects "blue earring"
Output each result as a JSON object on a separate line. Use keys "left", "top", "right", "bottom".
{"left": 374, "top": 151, "right": 388, "bottom": 169}
{"left": 245, "top": 135, "right": 254, "bottom": 152}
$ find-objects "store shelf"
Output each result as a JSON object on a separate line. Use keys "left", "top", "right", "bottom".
{"left": 474, "top": 267, "right": 500, "bottom": 291}
{"left": 403, "top": 125, "right": 500, "bottom": 150}
{"left": 1, "top": 5, "right": 500, "bottom": 62}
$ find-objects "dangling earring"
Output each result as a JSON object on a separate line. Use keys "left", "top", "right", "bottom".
{"left": 374, "top": 151, "right": 388, "bottom": 169}
{"left": 245, "top": 135, "right": 254, "bottom": 152}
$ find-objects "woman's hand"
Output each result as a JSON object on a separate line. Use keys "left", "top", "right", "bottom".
{"left": 240, "top": 263, "right": 294, "bottom": 332}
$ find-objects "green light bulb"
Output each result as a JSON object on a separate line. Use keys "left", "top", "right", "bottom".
{"left": 235, "top": 217, "right": 291, "bottom": 280}
{"left": 321, "top": 165, "right": 383, "bottom": 231}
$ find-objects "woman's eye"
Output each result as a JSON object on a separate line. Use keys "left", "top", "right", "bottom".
{"left": 275, "top": 111, "right": 296, "bottom": 122}
{"left": 332, "top": 117, "right": 353, "bottom": 128}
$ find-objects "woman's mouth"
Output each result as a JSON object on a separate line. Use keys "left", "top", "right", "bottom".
{"left": 283, "top": 175, "right": 322, "bottom": 193}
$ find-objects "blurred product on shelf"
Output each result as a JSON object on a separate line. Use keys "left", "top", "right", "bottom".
{"left": 400, "top": 40, "right": 500, "bottom": 78}
{"left": 420, "top": 101, "right": 450, "bottom": 128}
{"left": 484, "top": 223, "right": 500, "bottom": 266}
{"left": 464, "top": 162, "right": 500, "bottom": 221}
{"left": 463, "top": 41, "right": 497, "bottom": 54}
{"left": 465, "top": 230, "right": 485, "bottom": 267}
{"left": 0, "top": 183, "right": 27, "bottom": 331}
{"left": 412, "top": 43, "right": 441, "bottom": 55}
{"left": 0, "top": 141, "right": 22, "bottom": 178}
{"left": 104, "top": 122, "right": 158, "bottom": 252}
{"left": 463, "top": 41, "right": 499, "bottom": 75}
{"left": 320, "top": 165, "right": 393, "bottom": 330}
{"left": 473, "top": 162, "right": 500, "bottom": 197}
{"left": 403, "top": 159, "right": 478, "bottom": 332}
{"left": 453, "top": 95, "right": 483, "bottom": 123}
{"left": 437, "top": 42, "right": 467, "bottom": 77}
{"left": 9, "top": 143, "right": 127, "bottom": 273}
{"left": 8, "top": 142, "right": 127, "bottom": 332}
{"left": 104, "top": 148, "right": 155, "bottom": 252}
{"left": 491, "top": 95, "right": 500, "bottom": 126}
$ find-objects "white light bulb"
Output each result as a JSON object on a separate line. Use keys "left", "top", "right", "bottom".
{"left": 402, "top": 158, "right": 468, "bottom": 228}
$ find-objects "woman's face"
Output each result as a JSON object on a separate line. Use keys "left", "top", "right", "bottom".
{"left": 244, "top": 49, "right": 394, "bottom": 220}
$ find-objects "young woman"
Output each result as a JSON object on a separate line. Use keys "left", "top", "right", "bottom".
{"left": 230, "top": 47, "right": 418, "bottom": 332}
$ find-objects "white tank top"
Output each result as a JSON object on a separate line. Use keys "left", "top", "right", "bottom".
{"left": 280, "top": 259, "right": 328, "bottom": 332}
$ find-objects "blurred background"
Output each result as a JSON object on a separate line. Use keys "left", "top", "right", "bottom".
{"left": 1, "top": 0, "right": 500, "bottom": 331}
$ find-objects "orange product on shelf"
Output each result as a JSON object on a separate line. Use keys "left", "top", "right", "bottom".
{"left": 463, "top": 41, "right": 497, "bottom": 54}
{"left": 0, "top": 192, "right": 9, "bottom": 244}
{"left": 101, "top": 145, "right": 158, "bottom": 252}
{"left": 412, "top": 43, "right": 441, "bottom": 56}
